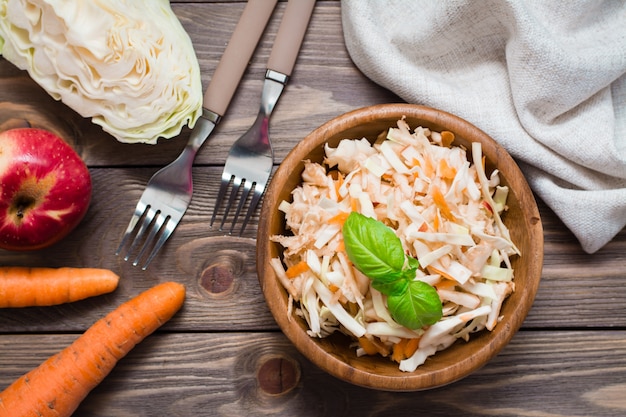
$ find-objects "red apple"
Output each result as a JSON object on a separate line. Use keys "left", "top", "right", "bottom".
{"left": 0, "top": 128, "right": 92, "bottom": 251}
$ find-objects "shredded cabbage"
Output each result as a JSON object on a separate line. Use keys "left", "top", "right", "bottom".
{"left": 271, "top": 118, "right": 519, "bottom": 372}
{"left": 0, "top": 0, "right": 202, "bottom": 144}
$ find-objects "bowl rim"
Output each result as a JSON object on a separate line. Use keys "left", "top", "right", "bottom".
{"left": 257, "top": 103, "right": 544, "bottom": 391}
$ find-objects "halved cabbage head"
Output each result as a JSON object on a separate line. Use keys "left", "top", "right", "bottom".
{"left": 0, "top": 0, "right": 203, "bottom": 144}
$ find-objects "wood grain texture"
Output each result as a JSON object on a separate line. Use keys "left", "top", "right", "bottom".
{"left": 0, "top": 0, "right": 625, "bottom": 415}
{"left": 0, "top": 331, "right": 625, "bottom": 417}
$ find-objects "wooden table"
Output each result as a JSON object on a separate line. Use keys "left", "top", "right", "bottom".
{"left": 1, "top": 1, "right": 625, "bottom": 415}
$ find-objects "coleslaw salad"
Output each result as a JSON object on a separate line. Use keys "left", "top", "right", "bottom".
{"left": 270, "top": 118, "right": 520, "bottom": 372}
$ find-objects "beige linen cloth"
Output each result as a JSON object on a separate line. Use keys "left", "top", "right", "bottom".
{"left": 341, "top": 0, "right": 626, "bottom": 253}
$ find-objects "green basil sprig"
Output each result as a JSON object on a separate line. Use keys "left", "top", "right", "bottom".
{"left": 342, "top": 212, "right": 443, "bottom": 330}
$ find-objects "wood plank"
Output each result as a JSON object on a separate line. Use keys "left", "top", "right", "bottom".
{"left": 0, "top": 331, "right": 624, "bottom": 416}
{"left": 524, "top": 198, "right": 626, "bottom": 328}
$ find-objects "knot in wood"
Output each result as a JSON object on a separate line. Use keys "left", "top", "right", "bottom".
{"left": 199, "top": 263, "right": 235, "bottom": 295}
{"left": 256, "top": 356, "right": 300, "bottom": 396}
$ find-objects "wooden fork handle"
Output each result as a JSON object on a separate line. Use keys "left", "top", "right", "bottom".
{"left": 203, "top": 0, "right": 278, "bottom": 117}
{"left": 267, "top": 0, "right": 316, "bottom": 77}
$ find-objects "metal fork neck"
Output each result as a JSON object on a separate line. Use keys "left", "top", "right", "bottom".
{"left": 261, "top": 69, "right": 289, "bottom": 117}
{"left": 187, "top": 108, "right": 221, "bottom": 152}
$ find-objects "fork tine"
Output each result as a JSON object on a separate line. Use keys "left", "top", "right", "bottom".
{"left": 238, "top": 184, "right": 265, "bottom": 235}
{"left": 131, "top": 212, "right": 166, "bottom": 267}
{"left": 228, "top": 179, "right": 253, "bottom": 234}
{"left": 140, "top": 218, "right": 177, "bottom": 270}
{"left": 210, "top": 174, "right": 232, "bottom": 227}
{"left": 219, "top": 176, "right": 243, "bottom": 230}
{"left": 115, "top": 201, "right": 148, "bottom": 256}
{"left": 123, "top": 206, "right": 157, "bottom": 261}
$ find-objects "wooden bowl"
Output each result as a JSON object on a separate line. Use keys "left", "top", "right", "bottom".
{"left": 256, "top": 104, "right": 544, "bottom": 391}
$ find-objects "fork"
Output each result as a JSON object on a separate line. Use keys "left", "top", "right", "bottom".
{"left": 115, "top": 0, "right": 278, "bottom": 270}
{"left": 210, "top": 0, "right": 316, "bottom": 235}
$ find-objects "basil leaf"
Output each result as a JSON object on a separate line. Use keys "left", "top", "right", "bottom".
{"left": 372, "top": 276, "right": 408, "bottom": 296}
{"left": 401, "top": 264, "right": 418, "bottom": 282}
{"left": 387, "top": 280, "right": 443, "bottom": 330}
{"left": 342, "top": 212, "right": 440, "bottom": 330}
{"left": 406, "top": 256, "right": 420, "bottom": 271}
{"left": 373, "top": 261, "right": 418, "bottom": 296}
{"left": 343, "top": 212, "right": 405, "bottom": 280}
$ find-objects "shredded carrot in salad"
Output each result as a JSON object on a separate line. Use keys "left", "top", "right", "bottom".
{"left": 270, "top": 118, "right": 520, "bottom": 372}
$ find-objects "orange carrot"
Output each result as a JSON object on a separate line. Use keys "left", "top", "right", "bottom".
{"left": 327, "top": 211, "right": 350, "bottom": 225}
{"left": 422, "top": 153, "right": 435, "bottom": 178}
{"left": 285, "top": 261, "right": 310, "bottom": 279}
{"left": 350, "top": 196, "right": 359, "bottom": 212}
{"left": 392, "top": 337, "right": 421, "bottom": 363}
{"left": 404, "top": 337, "right": 420, "bottom": 358}
{"left": 438, "top": 158, "right": 457, "bottom": 180}
{"left": 440, "top": 130, "right": 455, "bottom": 147}
{"left": 0, "top": 267, "right": 120, "bottom": 308}
{"left": 358, "top": 336, "right": 391, "bottom": 358}
{"left": 428, "top": 265, "right": 457, "bottom": 282}
{"left": 0, "top": 281, "right": 185, "bottom": 417}
{"left": 433, "top": 211, "right": 441, "bottom": 231}
{"left": 358, "top": 336, "right": 380, "bottom": 356}
{"left": 391, "top": 338, "right": 409, "bottom": 362}
{"left": 431, "top": 185, "right": 456, "bottom": 222}
{"left": 382, "top": 172, "right": 394, "bottom": 182}
{"left": 434, "top": 277, "right": 457, "bottom": 291}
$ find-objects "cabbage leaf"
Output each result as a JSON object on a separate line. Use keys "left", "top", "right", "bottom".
{"left": 0, "top": 0, "right": 202, "bottom": 144}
